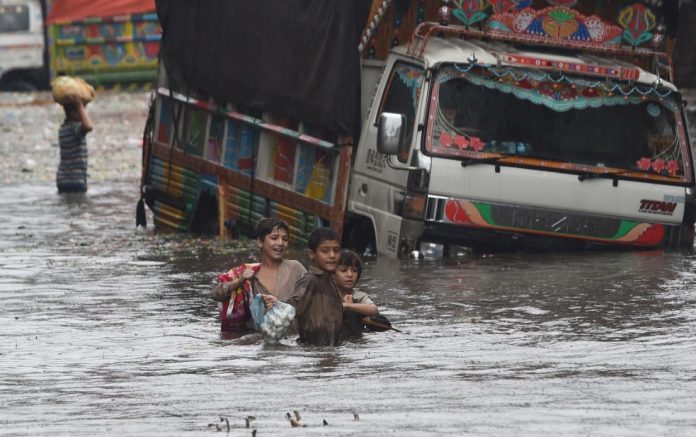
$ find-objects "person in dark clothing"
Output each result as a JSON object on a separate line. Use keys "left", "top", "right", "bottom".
{"left": 283, "top": 227, "right": 343, "bottom": 346}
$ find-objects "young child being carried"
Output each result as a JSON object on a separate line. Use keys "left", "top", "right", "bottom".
{"left": 334, "top": 249, "right": 379, "bottom": 338}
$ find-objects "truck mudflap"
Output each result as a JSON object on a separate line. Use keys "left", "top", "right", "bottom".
{"left": 421, "top": 196, "right": 694, "bottom": 251}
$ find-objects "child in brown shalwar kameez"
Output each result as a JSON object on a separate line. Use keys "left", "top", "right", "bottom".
{"left": 283, "top": 227, "right": 344, "bottom": 346}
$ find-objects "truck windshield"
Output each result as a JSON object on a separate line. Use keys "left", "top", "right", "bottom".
{"left": 0, "top": 4, "right": 29, "bottom": 32}
{"left": 425, "top": 64, "right": 691, "bottom": 184}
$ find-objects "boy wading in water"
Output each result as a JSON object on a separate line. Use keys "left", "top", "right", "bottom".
{"left": 210, "top": 218, "right": 306, "bottom": 333}
{"left": 276, "top": 227, "right": 343, "bottom": 346}
{"left": 57, "top": 95, "right": 93, "bottom": 193}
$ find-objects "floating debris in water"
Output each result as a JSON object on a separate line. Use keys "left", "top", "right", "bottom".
{"left": 245, "top": 416, "right": 256, "bottom": 428}
{"left": 21, "top": 159, "right": 36, "bottom": 172}
{"left": 287, "top": 410, "right": 305, "bottom": 427}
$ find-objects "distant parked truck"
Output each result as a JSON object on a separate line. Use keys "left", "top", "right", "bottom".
{"left": 0, "top": 0, "right": 160, "bottom": 91}
{"left": 140, "top": 0, "right": 695, "bottom": 257}
{"left": 0, "top": 0, "right": 45, "bottom": 90}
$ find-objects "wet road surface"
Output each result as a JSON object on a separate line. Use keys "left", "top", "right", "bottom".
{"left": 1, "top": 92, "right": 696, "bottom": 436}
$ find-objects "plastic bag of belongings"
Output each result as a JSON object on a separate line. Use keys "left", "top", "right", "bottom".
{"left": 250, "top": 293, "right": 296, "bottom": 344}
{"left": 51, "top": 76, "right": 95, "bottom": 105}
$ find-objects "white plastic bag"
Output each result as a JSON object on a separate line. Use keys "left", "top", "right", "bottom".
{"left": 250, "top": 294, "right": 296, "bottom": 344}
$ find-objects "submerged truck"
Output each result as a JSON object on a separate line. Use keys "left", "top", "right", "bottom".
{"left": 140, "top": 0, "right": 694, "bottom": 256}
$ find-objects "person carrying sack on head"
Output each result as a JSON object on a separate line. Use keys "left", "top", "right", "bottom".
{"left": 51, "top": 76, "right": 94, "bottom": 194}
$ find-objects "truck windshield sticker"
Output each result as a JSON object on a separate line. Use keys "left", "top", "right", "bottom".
{"left": 394, "top": 63, "right": 424, "bottom": 103}
{"left": 424, "top": 64, "right": 691, "bottom": 184}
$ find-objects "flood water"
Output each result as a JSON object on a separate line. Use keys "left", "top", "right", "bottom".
{"left": 2, "top": 93, "right": 696, "bottom": 436}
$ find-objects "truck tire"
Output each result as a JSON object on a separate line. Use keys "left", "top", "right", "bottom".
{"left": 1, "top": 78, "right": 39, "bottom": 92}
{"left": 343, "top": 217, "right": 376, "bottom": 255}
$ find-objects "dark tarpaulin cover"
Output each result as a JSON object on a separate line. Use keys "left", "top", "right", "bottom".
{"left": 674, "top": 0, "right": 696, "bottom": 89}
{"left": 156, "top": 0, "right": 371, "bottom": 137}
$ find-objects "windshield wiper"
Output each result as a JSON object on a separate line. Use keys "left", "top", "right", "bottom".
{"left": 577, "top": 169, "right": 637, "bottom": 186}
{"left": 460, "top": 156, "right": 503, "bottom": 167}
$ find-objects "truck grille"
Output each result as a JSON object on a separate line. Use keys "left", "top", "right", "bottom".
{"left": 425, "top": 196, "right": 448, "bottom": 222}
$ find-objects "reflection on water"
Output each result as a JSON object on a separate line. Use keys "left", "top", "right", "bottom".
{"left": 2, "top": 182, "right": 696, "bottom": 436}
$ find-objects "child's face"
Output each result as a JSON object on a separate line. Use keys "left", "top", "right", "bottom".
{"left": 257, "top": 226, "right": 289, "bottom": 261}
{"left": 334, "top": 264, "right": 358, "bottom": 292}
{"left": 309, "top": 239, "right": 340, "bottom": 272}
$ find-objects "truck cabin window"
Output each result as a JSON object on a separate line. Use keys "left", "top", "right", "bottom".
{"left": 0, "top": 5, "right": 29, "bottom": 32}
{"left": 427, "top": 65, "right": 687, "bottom": 181}
{"left": 377, "top": 62, "right": 424, "bottom": 163}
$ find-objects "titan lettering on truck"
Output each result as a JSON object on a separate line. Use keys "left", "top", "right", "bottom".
{"left": 140, "top": 0, "right": 695, "bottom": 257}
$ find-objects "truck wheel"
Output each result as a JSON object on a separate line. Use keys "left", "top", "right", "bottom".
{"left": 343, "top": 218, "right": 375, "bottom": 255}
{"left": 3, "top": 79, "right": 38, "bottom": 92}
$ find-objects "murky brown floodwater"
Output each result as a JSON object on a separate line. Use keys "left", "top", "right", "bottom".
{"left": 2, "top": 92, "right": 696, "bottom": 436}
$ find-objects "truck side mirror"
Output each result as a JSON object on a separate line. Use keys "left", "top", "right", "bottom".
{"left": 377, "top": 112, "right": 406, "bottom": 156}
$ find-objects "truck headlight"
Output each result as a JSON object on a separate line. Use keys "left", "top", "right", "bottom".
{"left": 404, "top": 193, "right": 426, "bottom": 219}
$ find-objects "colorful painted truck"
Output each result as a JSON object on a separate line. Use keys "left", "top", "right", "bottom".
{"left": 0, "top": 0, "right": 159, "bottom": 90}
{"left": 45, "top": 0, "right": 160, "bottom": 89}
{"left": 140, "top": 0, "right": 694, "bottom": 256}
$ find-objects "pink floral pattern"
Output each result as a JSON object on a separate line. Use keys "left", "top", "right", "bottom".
{"left": 637, "top": 157, "right": 652, "bottom": 170}
{"left": 454, "top": 135, "right": 469, "bottom": 150}
{"left": 637, "top": 157, "right": 680, "bottom": 176}
{"left": 439, "top": 132, "right": 453, "bottom": 147}
{"left": 651, "top": 159, "right": 665, "bottom": 173}
{"left": 470, "top": 137, "right": 485, "bottom": 151}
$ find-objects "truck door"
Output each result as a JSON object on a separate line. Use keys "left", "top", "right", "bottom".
{"left": 350, "top": 58, "right": 426, "bottom": 256}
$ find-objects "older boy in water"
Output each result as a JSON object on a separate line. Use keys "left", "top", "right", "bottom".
{"left": 211, "top": 218, "right": 306, "bottom": 332}
{"left": 267, "top": 227, "right": 343, "bottom": 345}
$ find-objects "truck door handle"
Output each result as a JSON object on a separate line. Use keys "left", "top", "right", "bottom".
{"left": 359, "top": 184, "right": 368, "bottom": 195}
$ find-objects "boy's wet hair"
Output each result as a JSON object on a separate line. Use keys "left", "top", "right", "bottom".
{"left": 255, "top": 217, "right": 289, "bottom": 240}
{"left": 338, "top": 249, "right": 363, "bottom": 283}
{"left": 307, "top": 226, "right": 338, "bottom": 251}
